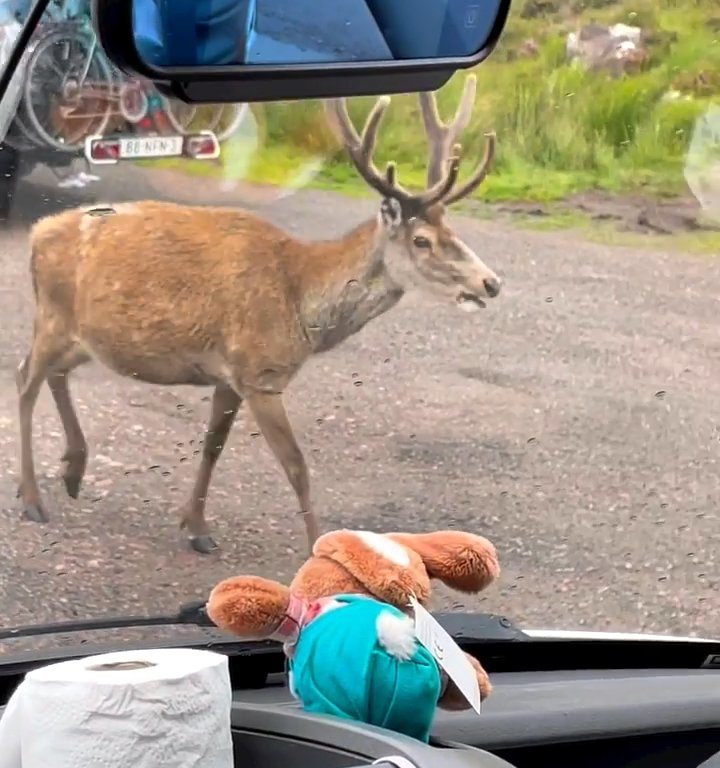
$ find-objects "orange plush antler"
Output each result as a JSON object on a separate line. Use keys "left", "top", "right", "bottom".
{"left": 386, "top": 530, "right": 500, "bottom": 592}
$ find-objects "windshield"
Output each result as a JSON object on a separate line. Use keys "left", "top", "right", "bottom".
{"left": 0, "top": 0, "right": 717, "bottom": 655}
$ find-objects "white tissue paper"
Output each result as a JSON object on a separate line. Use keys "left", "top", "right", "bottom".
{"left": 0, "top": 647, "right": 233, "bottom": 768}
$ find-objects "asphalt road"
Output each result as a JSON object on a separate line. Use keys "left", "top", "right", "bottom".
{"left": 0, "top": 163, "right": 719, "bottom": 652}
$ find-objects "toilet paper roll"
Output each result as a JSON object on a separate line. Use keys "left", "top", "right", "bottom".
{"left": 0, "top": 647, "right": 233, "bottom": 768}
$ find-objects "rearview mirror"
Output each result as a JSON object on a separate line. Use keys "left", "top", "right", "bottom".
{"left": 93, "top": 0, "right": 511, "bottom": 103}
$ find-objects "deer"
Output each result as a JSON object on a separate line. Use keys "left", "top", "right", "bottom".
{"left": 16, "top": 73, "right": 501, "bottom": 556}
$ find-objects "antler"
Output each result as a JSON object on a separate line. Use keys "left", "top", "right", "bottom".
{"left": 418, "top": 73, "right": 496, "bottom": 206}
{"left": 324, "top": 96, "right": 461, "bottom": 215}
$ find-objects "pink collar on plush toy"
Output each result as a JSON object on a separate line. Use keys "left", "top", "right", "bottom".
{"left": 271, "top": 594, "right": 344, "bottom": 656}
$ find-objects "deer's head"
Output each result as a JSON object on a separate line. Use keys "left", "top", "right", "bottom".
{"left": 325, "top": 75, "right": 501, "bottom": 313}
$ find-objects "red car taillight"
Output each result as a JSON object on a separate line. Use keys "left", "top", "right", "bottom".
{"left": 86, "top": 137, "right": 121, "bottom": 164}
{"left": 184, "top": 132, "right": 220, "bottom": 160}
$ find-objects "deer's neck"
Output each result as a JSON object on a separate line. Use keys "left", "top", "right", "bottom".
{"left": 297, "top": 217, "right": 405, "bottom": 354}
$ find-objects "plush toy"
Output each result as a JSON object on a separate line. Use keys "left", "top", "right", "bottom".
{"left": 206, "top": 529, "right": 500, "bottom": 742}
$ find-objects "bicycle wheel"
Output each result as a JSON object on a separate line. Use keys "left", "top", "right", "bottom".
{"left": 162, "top": 96, "right": 199, "bottom": 134}
{"left": 163, "top": 99, "right": 248, "bottom": 143}
{"left": 206, "top": 103, "right": 249, "bottom": 143}
{"left": 22, "top": 27, "right": 115, "bottom": 152}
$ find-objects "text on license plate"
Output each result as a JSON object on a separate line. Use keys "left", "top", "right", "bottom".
{"left": 119, "top": 136, "right": 184, "bottom": 158}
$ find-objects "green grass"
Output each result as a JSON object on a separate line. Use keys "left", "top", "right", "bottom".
{"left": 504, "top": 204, "right": 720, "bottom": 255}
{"left": 150, "top": 0, "right": 719, "bottom": 210}
{"left": 510, "top": 209, "right": 593, "bottom": 231}
{"left": 580, "top": 221, "right": 720, "bottom": 255}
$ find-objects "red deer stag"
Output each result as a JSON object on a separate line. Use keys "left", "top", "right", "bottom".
{"left": 16, "top": 74, "right": 500, "bottom": 555}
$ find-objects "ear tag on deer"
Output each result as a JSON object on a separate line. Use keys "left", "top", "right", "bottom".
{"left": 86, "top": 206, "right": 117, "bottom": 217}
{"left": 408, "top": 594, "right": 482, "bottom": 714}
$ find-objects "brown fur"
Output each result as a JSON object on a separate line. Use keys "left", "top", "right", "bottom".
{"left": 17, "top": 201, "right": 404, "bottom": 552}
{"left": 305, "top": 529, "right": 432, "bottom": 606}
{"left": 29, "top": 202, "right": 391, "bottom": 388}
{"left": 386, "top": 531, "right": 500, "bottom": 592}
{"left": 209, "top": 575, "right": 292, "bottom": 638}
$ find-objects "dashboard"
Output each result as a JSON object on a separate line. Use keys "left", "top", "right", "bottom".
{"left": 226, "top": 666, "right": 720, "bottom": 768}
{"left": 1, "top": 630, "right": 719, "bottom": 768}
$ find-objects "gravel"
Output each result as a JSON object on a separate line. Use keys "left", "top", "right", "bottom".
{"left": 0, "top": 166, "right": 718, "bottom": 654}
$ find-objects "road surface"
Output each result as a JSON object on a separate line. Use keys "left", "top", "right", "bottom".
{"left": 0, "top": 163, "right": 718, "bottom": 652}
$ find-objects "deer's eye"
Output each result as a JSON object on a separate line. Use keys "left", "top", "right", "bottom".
{"left": 412, "top": 235, "right": 432, "bottom": 249}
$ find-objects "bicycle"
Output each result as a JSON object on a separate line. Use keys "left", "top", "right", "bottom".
{"left": 15, "top": 1, "right": 247, "bottom": 153}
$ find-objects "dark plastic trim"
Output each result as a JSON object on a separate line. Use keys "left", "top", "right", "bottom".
{"left": 160, "top": 70, "right": 456, "bottom": 104}
{"left": 432, "top": 669, "right": 720, "bottom": 751}
{"left": 230, "top": 701, "right": 515, "bottom": 767}
{"left": 91, "top": 0, "right": 512, "bottom": 101}
{"left": 229, "top": 669, "right": 720, "bottom": 753}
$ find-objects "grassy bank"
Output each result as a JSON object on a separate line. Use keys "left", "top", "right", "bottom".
{"left": 499, "top": 206, "right": 720, "bottom": 254}
{"left": 151, "top": 0, "right": 719, "bottom": 204}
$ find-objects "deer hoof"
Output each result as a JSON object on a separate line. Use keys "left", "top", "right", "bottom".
{"left": 189, "top": 535, "right": 219, "bottom": 554}
{"left": 63, "top": 474, "right": 83, "bottom": 499}
{"left": 23, "top": 502, "right": 49, "bottom": 523}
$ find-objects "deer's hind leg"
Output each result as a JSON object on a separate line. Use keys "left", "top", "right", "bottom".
{"left": 180, "top": 384, "right": 242, "bottom": 554}
{"left": 47, "top": 348, "right": 92, "bottom": 499}
{"left": 16, "top": 324, "right": 79, "bottom": 523}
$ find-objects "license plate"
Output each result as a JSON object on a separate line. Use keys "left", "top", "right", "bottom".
{"left": 118, "top": 135, "right": 184, "bottom": 159}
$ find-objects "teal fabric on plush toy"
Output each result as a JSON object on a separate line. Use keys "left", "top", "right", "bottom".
{"left": 288, "top": 593, "right": 441, "bottom": 743}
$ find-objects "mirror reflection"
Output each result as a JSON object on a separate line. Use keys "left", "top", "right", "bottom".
{"left": 132, "top": 0, "right": 502, "bottom": 67}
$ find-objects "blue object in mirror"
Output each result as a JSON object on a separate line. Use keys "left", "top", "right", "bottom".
{"left": 131, "top": 0, "right": 503, "bottom": 67}
{"left": 133, "top": 0, "right": 255, "bottom": 66}
{"left": 0, "top": 0, "right": 31, "bottom": 25}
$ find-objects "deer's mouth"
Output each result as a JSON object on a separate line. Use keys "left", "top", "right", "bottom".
{"left": 456, "top": 292, "right": 486, "bottom": 312}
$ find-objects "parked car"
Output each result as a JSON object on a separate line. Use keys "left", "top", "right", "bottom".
{"left": 0, "top": 2, "right": 245, "bottom": 221}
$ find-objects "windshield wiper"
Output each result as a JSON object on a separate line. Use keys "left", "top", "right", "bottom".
{"left": 0, "top": 600, "right": 214, "bottom": 640}
{"left": 0, "top": 603, "right": 528, "bottom": 644}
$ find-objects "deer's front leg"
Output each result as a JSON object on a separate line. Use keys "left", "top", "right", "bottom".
{"left": 245, "top": 391, "right": 319, "bottom": 555}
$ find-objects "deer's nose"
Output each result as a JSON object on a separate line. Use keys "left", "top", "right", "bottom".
{"left": 483, "top": 276, "right": 502, "bottom": 298}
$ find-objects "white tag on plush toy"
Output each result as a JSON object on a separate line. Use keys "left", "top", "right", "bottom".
{"left": 408, "top": 595, "right": 482, "bottom": 715}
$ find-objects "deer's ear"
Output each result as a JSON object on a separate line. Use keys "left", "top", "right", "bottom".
{"left": 380, "top": 197, "right": 403, "bottom": 235}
